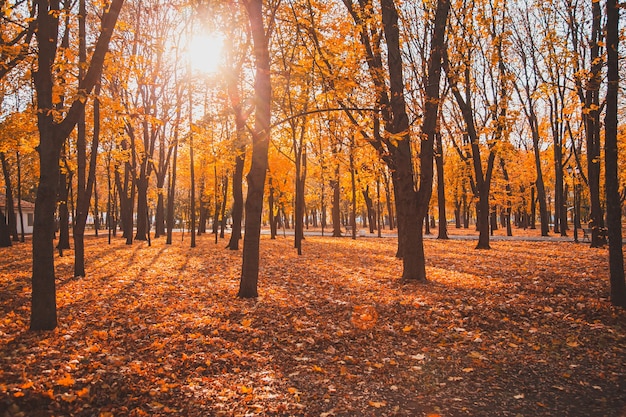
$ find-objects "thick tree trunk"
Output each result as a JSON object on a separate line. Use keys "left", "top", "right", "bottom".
{"left": 31, "top": 135, "right": 62, "bottom": 330}
{"left": 586, "top": 0, "right": 606, "bottom": 248}
{"left": 604, "top": 0, "right": 626, "bottom": 307}
{"left": 238, "top": 0, "right": 271, "bottom": 298}
{"left": 476, "top": 188, "right": 491, "bottom": 249}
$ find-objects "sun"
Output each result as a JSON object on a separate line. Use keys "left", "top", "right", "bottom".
{"left": 188, "top": 32, "right": 225, "bottom": 75}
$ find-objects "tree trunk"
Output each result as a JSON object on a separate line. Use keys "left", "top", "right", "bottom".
{"left": 57, "top": 157, "right": 71, "bottom": 252}
{"left": 16, "top": 151, "right": 25, "bottom": 242}
{"left": 31, "top": 133, "right": 63, "bottom": 330}
{"left": 331, "top": 165, "right": 342, "bottom": 237}
{"left": 166, "top": 136, "right": 178, "bottom": 245}
{"left": 499, "top": 157, "right": 513, "bottom": 237}
{"left": 435, "top": 132, "right": 448, "bottom": 239}
{"left": 0, "top": 153, "right": 18, "bottom": 241}
{"left": 73, "top": 16, "right": 99, "bottom": 275}
{"left": 363, "top": 186, "right": 376, "bottom": 234}
{"left": 268, "top": 176, "right": 277, "bottom": 239}
{"left": 220, "top": 175, "right": 228, "bottom": 239}
{"left": 189, "top": 103, "right": 196, "bottom": 248}
{"left": 228, "top": 150, "right": 245, "bottom": 249}
{"left": 135, "top": 176, "right": 149, "bottom": 241}
{"left": 0, "top": 210, "right": 11, "bottom": 247}
{"left": 604, "top": 0, "right": 626, "bottom": 307}
{"left": 294, "top": 145, "right": 306, "bottom": 253}
{"left": 586, "top": 0, "right": 606, "bottom": 248}
{"left": 238, "top": 0, "right": 271, "bottom": 298}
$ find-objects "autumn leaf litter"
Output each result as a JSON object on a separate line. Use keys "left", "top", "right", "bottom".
{"left": 0, "top": 235, "right": 625, "bottom": 416}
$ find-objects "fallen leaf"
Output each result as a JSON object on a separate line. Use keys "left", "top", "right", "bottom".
{"left": 368, "top": 400, "right": 387, "bottom": 408}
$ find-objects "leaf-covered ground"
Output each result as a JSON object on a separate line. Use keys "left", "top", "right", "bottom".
{"left": 1, "top": 234, "right": 625, "bottom": 416}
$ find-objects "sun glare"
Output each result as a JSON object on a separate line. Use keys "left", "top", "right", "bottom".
{"left": 188, "top": 32, "right": 225, "bottom": 75}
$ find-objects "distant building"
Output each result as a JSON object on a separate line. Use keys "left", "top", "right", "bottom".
{"left": 0, "top": 194, "right": 35, "bottom": 234}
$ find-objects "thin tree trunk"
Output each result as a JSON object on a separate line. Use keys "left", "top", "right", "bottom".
{"left": 16, "top": 151, "right": 25, "bottom": 242}
{"left": 349, "top": 137, "right": 357, "bottom": 240}
{"left": 268, "top": 176, "right": 277, "bottom": 239}
{"left": 435, "top": 132, "right": 448, "bottom": 239}
{"left": 73, "top": 8, "right": 95, "bottom": 276}
{"left": 0, "top": 153, "right": 18, "bottom": 241}
{"left": 331, "top": 165, "right": 342, "bottom": 237}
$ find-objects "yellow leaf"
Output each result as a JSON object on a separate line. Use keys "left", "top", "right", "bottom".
{"left": 57, "top": 374, "right": 75, "bottom": 387}
{"left": 76, "top": 387, "right": 90, "bottom": 397}
{"left": 241, "top": 318, "right": 252, "bottom": 328}
{"left": 287, "top": 387, "right": 298, "bottom": 394}
{"left": 240, "top": 385, "right": 253, "bottom": 394}
{"left": 368, "top": 400, "right": 387, "bottom": 408}
{"left": 402, "top": 325, "right": 414, "bottom": 332}
{"left": 93, "top": 330, "right": 108, "bottom": 340}
{"left": 20, "top": 381, "right": 34, "bottom": 389}
{"left": 351, "top": 305, "right": 378, "bottom": 330}
{"left": 13, "top": 391, "right": 24, "bottom": 398}
{"left": 312, "top": 365, "right": 324, "bottom": 373}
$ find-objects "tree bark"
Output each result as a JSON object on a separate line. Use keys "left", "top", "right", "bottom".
{"left": 586, "top": 0, "right": 606, "bottom": 247}
{"left": 30, "top": 0, "right": 124, "bottom": 330}
{"left": 16, "top": 151, "right": 25, "bottom": 242}
{"left": 0, "top": 153, "right": 18, "bottom": 241}
{"left": 604, "top": 0, "right": 626, "bottom": 307}
{"left": 435, "top": 132, "right": 448, "bottom": 239}
{"left": 331, "top": 165, "right": 342, "bottom": 237}
{"left": 238, "top": 0, "right": 272, "bottom": 298}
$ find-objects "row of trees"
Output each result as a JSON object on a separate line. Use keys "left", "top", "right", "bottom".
{"left": 0, "top": 0, "right": 625, "bottom": 330}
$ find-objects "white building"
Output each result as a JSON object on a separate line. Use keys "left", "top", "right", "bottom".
{"left": 0, "top": 194, "right": 35, "bottom": 234}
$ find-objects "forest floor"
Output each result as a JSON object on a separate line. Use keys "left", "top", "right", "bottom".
{"left": 0, "top": 233, "right": 625, "bottom": 417}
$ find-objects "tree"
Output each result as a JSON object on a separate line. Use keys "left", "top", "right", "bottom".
{"left": 238, "top": 0, "right": 274, "bottom": 298}
{"left": 604, "top": 0, "right": 626, "bottom": 307}
{"left": 337, "top": 0, "right": 449, "bottom": 280}
{"left": 73, "top": 0, "right": 98, "bottom": 277}
{"left": 30, "top": 0, "right": 124, "bottom": 330}
{"left": 0, "top": 152, "right": 18, "bottom": 241}
{"left": 510, "top": 6, "right": 550, "bottom": 237}
{"left": 444, "top": 0, "right": 511, "bottom": 249}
